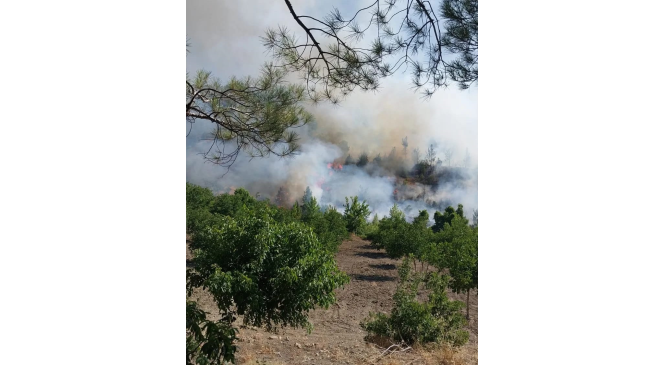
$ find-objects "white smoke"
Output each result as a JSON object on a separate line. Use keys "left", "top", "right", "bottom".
{"left": 186, "top": 0, "right": 478, "bottom": 222}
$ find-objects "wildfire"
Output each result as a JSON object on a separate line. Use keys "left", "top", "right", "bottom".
{"left": 315, "top": 162, "right": 343, "bottom": 191}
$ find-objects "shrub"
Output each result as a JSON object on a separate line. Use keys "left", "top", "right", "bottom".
{"left": 315, "top": 206, "right": 350, "bottom": 251}
{"left": 301, "top": 195, "right": 323, "bottom": 224}
{"left": 441, "top": 215, "right": 478, "bottom": 319}
{"left": 432, "top": 204, "right": 468, "bottom": 232}
{"left": 371, "top": 204, "right": 408, "bottom": 250}
{"left": 186, "top": 300, "right": 237, "bottom": 365}
{"left": 186, "top": 183, "right": 216, "bottom": 211}
{"left": 361, "top": 256, "right": 468, "bottom": 347}
{"left": 343, "top": 196, "right": 371, "bottom": 234}
{"left": 187, "top": 213, "right": 349, "bottom": 330}
{"left": 373, "top": 206, "right": 432, "bottom": 264}
{"left": 361, "top": 214, "right": 380, "bottom": 241}
{"left": 186, "top": 184, "right": 349, "bottom": 364}
{"left": 210, "top": 188, "right": 256, "bottom": 217}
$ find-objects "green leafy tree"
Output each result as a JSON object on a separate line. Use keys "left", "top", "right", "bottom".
{"left": 372, "top": 204, "right": 408, "bottom": 249}
{"left": 291, "top": 200, "right": 302, "bottom": 220}
{"left": 301, "top": 195, "right": 322, "bottom": 224}
{"left": 362, "top": 213, "right": 381, "bottom": 241}
{"left": 210, "top": 188, "right": 256, "bottom": 217}
{"left": 187, "top": 184, "right": 219, "bottom": 238}
{"left": 265, "top": 0, "right": 478, "bottom": 102}
{"left": 186, "top": 183, "right": 216, "bottom": 211}
{"left": 361, "top": 255, "right": 468, "bottom": 346}
{"left": 373, "top": 205, "right": 429, "bottom": 265}
{"left": 343, "top": 196, "right": 371, "bottom": 234}
{"left": 412, "top": 209, "right": 430, "bottom": 228}
{"left": 312, "top": 206, "right": 350, "bottom": 252}
{"left": 441, "top": 216, "right": 478, "bottom": 319}
{"left": 302, "top": 186, "right": 313, "bottom": 204}
{"left": 186, "top": 64, "right": 313, "bottom": 168}
{"left": 455, "top": 203, "right": 465, "bottom": 220}
{"left": 432, "top": 204, "right": 467, "bottom": 232}
{"left": 187, "top": 209, "right": 349, "bottom": 363}
{"left": 410, "top": 210, "right": 435, "bottom": 270}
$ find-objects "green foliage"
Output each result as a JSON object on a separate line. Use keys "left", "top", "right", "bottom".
{"left": 187, "top": 208, "right": 221, "bottom": 235}
{"left": 186, "top": 183, "right": 350, "bottom": 363}
{"left": 210, "top": 188, "right": 256, "bottom": 217}
{"left": 301, "top": 193, "right": 321, "bottom": 223}
{"left": 187, "top": 300, "right": 238, "bottom": 365}
{"left": 186, "top": 64, "right": 313, "bottom": 167}
{"left": 311, "top": 206, "right": 350, "bottom": 251}
{"left": 343, "top": 196, "right": 371, "bottom": 234}
{"left": 290, "top": 200, "right": 301, "bottom": 220}
{"left": 301, "top": 199, "right": 349, "bottom": 252}
{"left": 187, "top": 183, "right": 223, "bottom": 234}
{"left": 371, "top": 204, "right": 408, "bottom": 251}
{"left": 441, "top": 216, "right": 478, "bottom": 296}
{"left": 301, "top": 186, "right": 313, "bottom": 205}
{"left": 187, "top": 213, "right": 349, "bottom": 332}
{"left": 361, "top": 256, "right": 468, "bottom": 346}
{"left": 270, "top": 206, "right": 299, "bottom": 225}
{"left": 264, "top": 0, "right": 478, "bottom": 101}
{"left": 372, "top": 206, "right": 432, "bottom": 263}
{"left": 412, "top": 209, "right": 430, "bottom": 228}
{"left": 432, "top": 204, "right": 468, "bottom": 232}
{"left": 425, "top": 214, "right": 478, "bottom": 319}
{"left": 187, "top": 183, "right": 216, "bottom": 211}
{"left": 361, "top": 214, "right": 380, "bottom": 241}
{"left": 455, "top": 203, "right": 465, "bottom": 220}
{"left": 440, "top": 0, "right": 479, "bottom": 89}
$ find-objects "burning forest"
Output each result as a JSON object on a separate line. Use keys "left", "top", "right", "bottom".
{"left": 187, "top": 118, "right": 477, "bottom": 224}
{"left": 186, "top": 0, "right": 477, "bottom": 224}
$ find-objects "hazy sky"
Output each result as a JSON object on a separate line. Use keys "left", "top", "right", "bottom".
{"left": 186, "top": 0, "right": 478, "bottom": 214}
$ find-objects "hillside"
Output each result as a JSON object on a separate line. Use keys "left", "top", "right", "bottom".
{"left": 187, "top": 235, "right": 478, "bottom": 365}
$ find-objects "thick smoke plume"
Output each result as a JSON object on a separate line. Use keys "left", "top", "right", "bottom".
{"left": 186, "top": 84, "right": 477, "bottom": 222}
{"left": 186, "top": 0, "right": 477, "bottom": 222}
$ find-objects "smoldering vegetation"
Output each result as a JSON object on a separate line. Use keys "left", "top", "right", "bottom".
{"left": 186, "top": 0, "right": 477, "bottom": 224}
{"left": 187, "top": 115, "right": 477, "bottom": 224}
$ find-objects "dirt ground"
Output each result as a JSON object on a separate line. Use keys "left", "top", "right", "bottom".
{"left": 187, "top": 235, "right": 478, "bottom": 365}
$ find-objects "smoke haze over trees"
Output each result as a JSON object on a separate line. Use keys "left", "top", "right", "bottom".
{"left": 186, "top": 0, "right": 477, "bottom": 222}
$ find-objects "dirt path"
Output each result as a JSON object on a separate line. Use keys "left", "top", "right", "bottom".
{"left": 188, "top": 235, "right": 478, "bottom": 365}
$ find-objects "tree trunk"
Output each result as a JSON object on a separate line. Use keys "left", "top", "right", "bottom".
{"left": 466, "top": 289, "right": 471, "bottom": 320}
